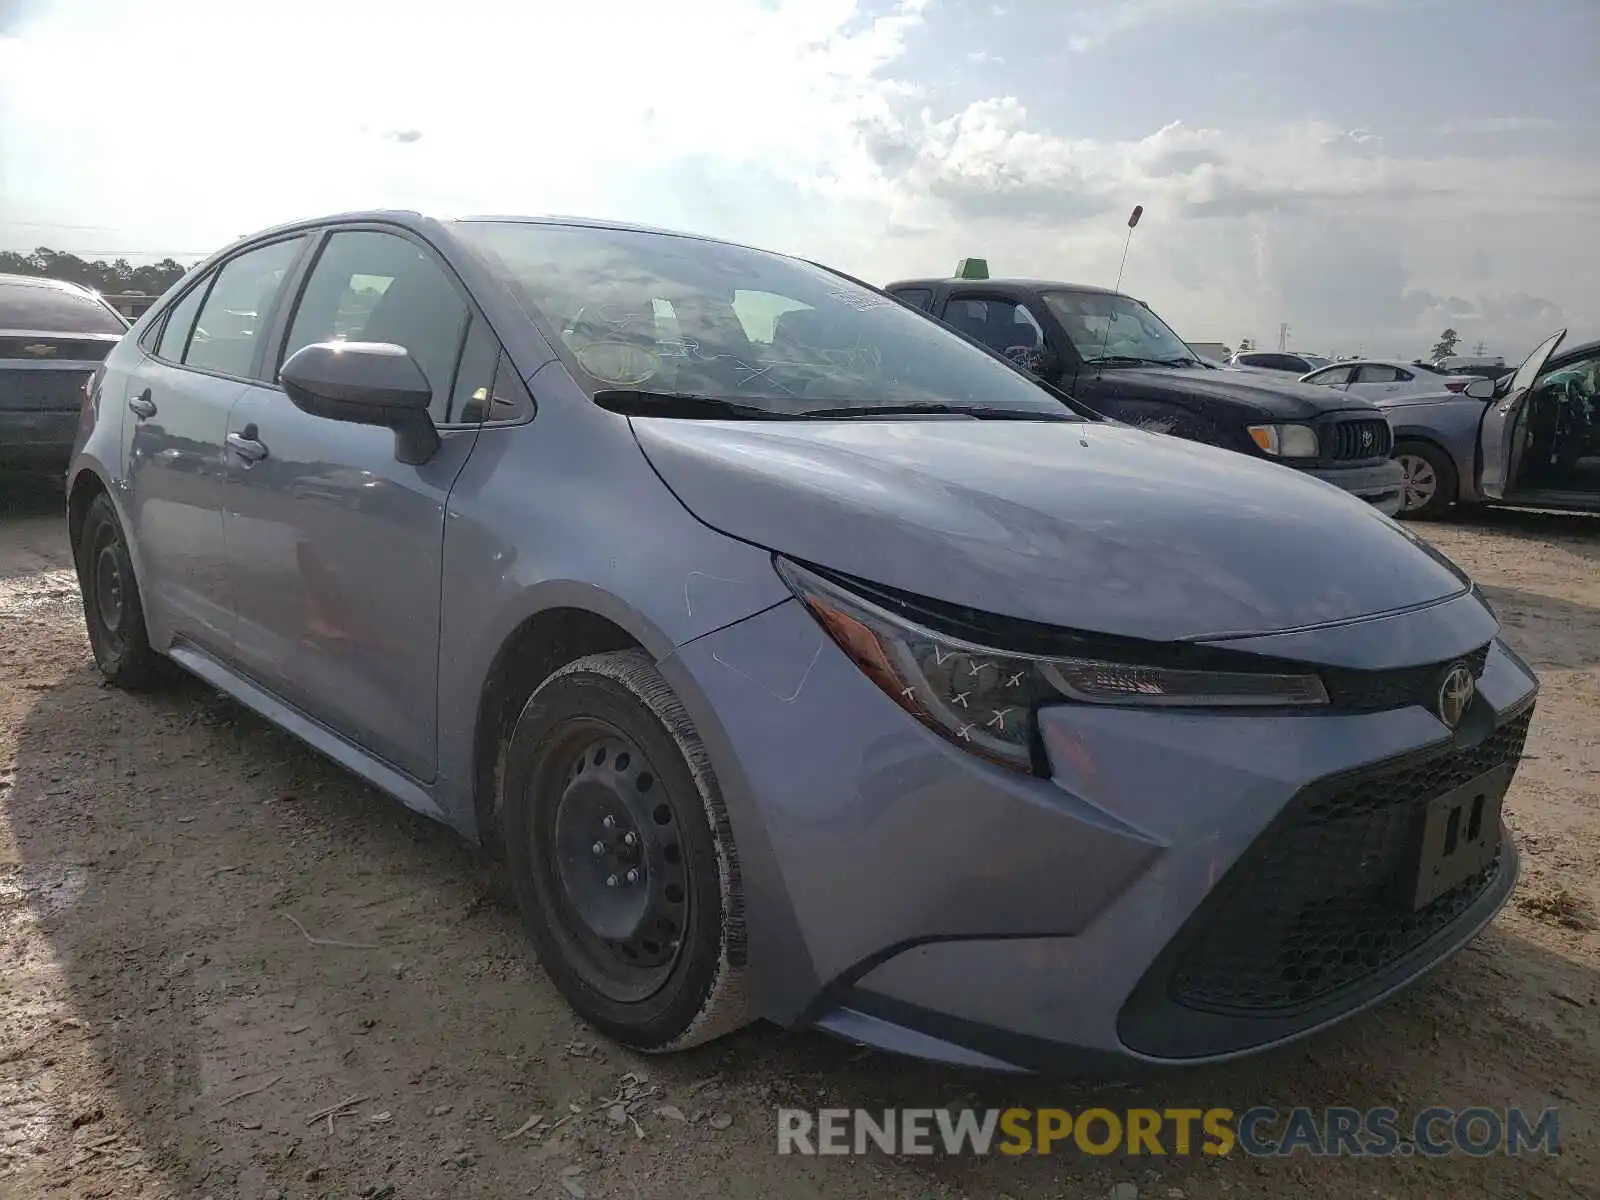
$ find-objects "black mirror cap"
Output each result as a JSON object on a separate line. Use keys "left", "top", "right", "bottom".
{"left": 280, "top": 341, "right": 440, "bottom": 465}
{"left": 281, "top": 341, "right": 434, "bottom": 419}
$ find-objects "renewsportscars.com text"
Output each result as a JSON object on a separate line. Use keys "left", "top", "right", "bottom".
{"left": 776, "top": 1106, "right": 1560, "bottom": 1158}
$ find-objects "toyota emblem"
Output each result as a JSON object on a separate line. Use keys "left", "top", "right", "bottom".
{"left": 1437, "top": 663, "right": 1475, "bottom": 729}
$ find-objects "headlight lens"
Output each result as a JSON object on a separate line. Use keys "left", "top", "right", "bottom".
{"left": 1247, "top": 423, "right": 1320, "bottom": 458}
{"left": 775, "top": 559, "right": 1330, "bottom": 773}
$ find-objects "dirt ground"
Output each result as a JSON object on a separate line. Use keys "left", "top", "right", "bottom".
{"left": 1, "top": 470, "right": 1596, "bottom": 1200}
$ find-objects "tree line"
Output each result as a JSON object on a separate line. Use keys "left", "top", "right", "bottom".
{"left": 0, "top": 247, "right": 193, "bottom": 297}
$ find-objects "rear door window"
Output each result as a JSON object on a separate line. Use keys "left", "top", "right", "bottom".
{"left": 185, "top": 237, "right": 308, "bottom": 379}
{"left": 155, "top": 280, "right": 210, "bottom": 362}
{"left": 1355, "top": 364, "right": 1402, "bottom": 384}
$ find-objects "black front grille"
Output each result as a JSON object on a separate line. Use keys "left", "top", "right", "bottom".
{"left": 1327, "top": 418, "right": 1393, "bottom": 460}
{"left": 1166, "top": 706, "right": 1532, "bottom": 1015}
{"left": 1323, "top": 644, "right": 1490, "bottom": 713}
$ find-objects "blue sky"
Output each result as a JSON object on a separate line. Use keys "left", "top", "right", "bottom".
{"left": 1, "top": 0, "right": 1594, "bottom": 359}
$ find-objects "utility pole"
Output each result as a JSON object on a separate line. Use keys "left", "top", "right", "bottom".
{"left": 1277, "top": 323, "right": 1289, "bottom": 351}
{"left": 1473, "top": 340, "right": 1486, "bottom": 356}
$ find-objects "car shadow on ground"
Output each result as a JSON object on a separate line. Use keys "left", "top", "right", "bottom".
{"left": 1440, "top": 505, "right": 1600, "bottom": 564}
{"left": 4, "top": 649, "right": 1597, "bottom": 1198}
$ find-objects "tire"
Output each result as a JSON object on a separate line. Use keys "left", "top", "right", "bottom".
{"left": 501, "top": 649, "right": 750, "bottom": 1052}
{"left": 73, "top": 493, "right": 169, "bottom": 690}
{"left": 1394, "top": 441, "right": 1457, "bottom": 520}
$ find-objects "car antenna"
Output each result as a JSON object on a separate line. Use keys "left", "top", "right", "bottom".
{"left": 1092, "top": 204, "right": 1143, "bottom": 382}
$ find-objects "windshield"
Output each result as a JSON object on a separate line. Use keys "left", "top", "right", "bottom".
{"left": 0, "top": 282, "right": 126, "bottom": 334}
{"left": 1040, "top": 290, "right": 1195, "bottom": 364}
{"left": 1299, "top": 354, "right": 1332, "bottom": 369}
{"left": 452, "top": 222, "right": 1078, "bottom": 418}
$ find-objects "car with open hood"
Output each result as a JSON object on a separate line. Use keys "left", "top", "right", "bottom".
{"left": 886, "top": 277, "right": 1404, "bottom": 516}
{"left": 67, "top": 213, "right": 1537, "bottom": 1071}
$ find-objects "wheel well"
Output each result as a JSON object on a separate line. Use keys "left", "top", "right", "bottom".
{"left": 473, "top": 607, "right": 644, "bottom": 855}
{"left": 67, "top": 471, "right": 108, "bottom": 552}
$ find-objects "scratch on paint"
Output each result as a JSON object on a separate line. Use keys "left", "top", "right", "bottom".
{"left": 683, "top": 571, "right": 747, "bottom": 618}
{"left": 712, "top": 637, "right": 824, "bottom": 704}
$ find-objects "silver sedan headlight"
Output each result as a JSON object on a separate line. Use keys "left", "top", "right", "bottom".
{"left": 776, "top": 559, "right": 1330, "bottom": 773}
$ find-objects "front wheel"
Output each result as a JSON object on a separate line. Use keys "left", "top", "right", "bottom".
{"left": 1395, "top": 441, "right": 1458, "bottom": 520}
{"left": 501, "top": 650, "right": 750, "bottom": 1052}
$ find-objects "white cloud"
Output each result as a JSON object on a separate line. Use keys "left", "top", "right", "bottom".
{"left": 0, "top": 0, "right": 1590, "bottom": 360}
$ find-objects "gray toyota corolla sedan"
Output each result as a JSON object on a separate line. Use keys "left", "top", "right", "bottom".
{"left": 67, "top": 212, "right": 1538, "bottom": 1072}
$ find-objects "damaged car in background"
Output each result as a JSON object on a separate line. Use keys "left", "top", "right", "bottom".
{"left": 68, "top": 212, "right": 1535, "bottom": 1072}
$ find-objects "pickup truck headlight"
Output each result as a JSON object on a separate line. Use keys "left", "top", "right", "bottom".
{"left": 1247, "top": 423, "right": 1320, "bottom": 458}
{"left": 775, "top": 559, "right": 1329, "bottom": 773}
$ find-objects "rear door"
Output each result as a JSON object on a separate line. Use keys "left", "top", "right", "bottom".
{"left": 1479, "top": 329, "right": 1566, "bottom": 499}
{"left": 1349, "top": 363, "right": 1408, "bottom": 399}
{"left": 118, "top": 235, "right": 311, "bottom": 656}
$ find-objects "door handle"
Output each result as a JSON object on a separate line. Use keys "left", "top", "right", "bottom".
{"left": 226, "top": 428, "right": 269, "bottom": 463}
{"left": 128, "top": 390, "right": 156, "bottom": 419}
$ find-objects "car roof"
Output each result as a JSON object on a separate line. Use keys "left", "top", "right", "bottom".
{"left": 226, "top": 209, "right": 768, "bottom": 256}
{"left": 1554, "top": 337, "right": 1600, "bottom": 363}
{"left": 0, "top": 273, "right": 101, "bottom": 297}
{"left": 885, "top": 277, "right": 1123, "bottom": 297}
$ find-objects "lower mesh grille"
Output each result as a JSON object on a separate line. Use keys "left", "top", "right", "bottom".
{"left": 1167, "top": 707, "right": 1532, "bottom": 1014}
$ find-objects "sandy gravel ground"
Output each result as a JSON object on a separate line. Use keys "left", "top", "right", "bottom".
{"left": 1, "top": 471, "right": 1596, "bottom": 1200}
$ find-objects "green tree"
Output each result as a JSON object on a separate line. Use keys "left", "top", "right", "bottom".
{"left": 0, "top": 246, "right": 189, "bottom": 297}
{"left": 1238, "top": 337, "right": 1254, "bottom": 352}
{"left": 1430, "top": 328, "right": 1461, "bottom": 361}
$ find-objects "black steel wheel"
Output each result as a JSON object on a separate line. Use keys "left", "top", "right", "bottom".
{"left": 501, "top": 649, "right": 749, "bottom": 1051}
{"left": 74, "top": 492, "right": 167, "bottom": 689}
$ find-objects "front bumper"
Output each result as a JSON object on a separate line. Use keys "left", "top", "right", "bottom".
{"left": 662, "top": 591, "right": 1538, "bottom": 1073}
{"left": 1303, "top": 458, "right": 1405, "bottom": 517}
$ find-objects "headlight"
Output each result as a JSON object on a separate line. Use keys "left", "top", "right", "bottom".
{"left": 1247, "top": 423, "right": 1320, "bottom": 458}
{"left": 775, "top": 559, "right": 1330, "bottom": 773}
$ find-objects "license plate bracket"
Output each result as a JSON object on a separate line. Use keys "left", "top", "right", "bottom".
{"left": 1410, "top": 763, "right": 1514, "bottom": 910}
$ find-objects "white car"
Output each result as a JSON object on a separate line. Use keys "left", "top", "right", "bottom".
{"left": 1300, "top": 359, "right": 1477, "bottom": 401}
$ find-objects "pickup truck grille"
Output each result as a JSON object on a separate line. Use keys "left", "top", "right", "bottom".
{"left": 1327, "top": 418, "right": 1392, "bottom": 460}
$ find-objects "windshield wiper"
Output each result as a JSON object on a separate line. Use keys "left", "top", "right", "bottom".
{"left": 797, "top": 402, "right": 1075, "bottom": 421}
{"left": 592, "top": 390, "right": 795, "bottom": 420}
{"left": 1081, "top": 355, "right": 1161, "bottom": 367}
{"left": 1158, "top": 356, "right": 1205, "bottom": 367}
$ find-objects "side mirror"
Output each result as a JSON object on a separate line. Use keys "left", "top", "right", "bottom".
{"left": 1464, "top": 377, "right": 1495, "bottom": 400}
{"left": 280, "top": 341, "right": 441, "bottom": 465}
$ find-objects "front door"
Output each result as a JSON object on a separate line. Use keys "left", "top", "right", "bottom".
{"left": 222, "top": 227, "right": 497, "bottom": 781}
{"left": 1479, "top": 329, "right": 1566, "bottom": 499}
{"left": 119, "top": 235, "right": 309, "bottom": 656}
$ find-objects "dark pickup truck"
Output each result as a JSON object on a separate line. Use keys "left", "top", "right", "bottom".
{"left": 885, "top": 276, "right": 1404, "bottom": 516}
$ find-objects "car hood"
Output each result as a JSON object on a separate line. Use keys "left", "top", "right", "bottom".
{"left": 1086, "top": 366, "right": 1377, "bottom": 420}
{"left": 631, "top": 417, "right": 1470, "bottom": 642}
